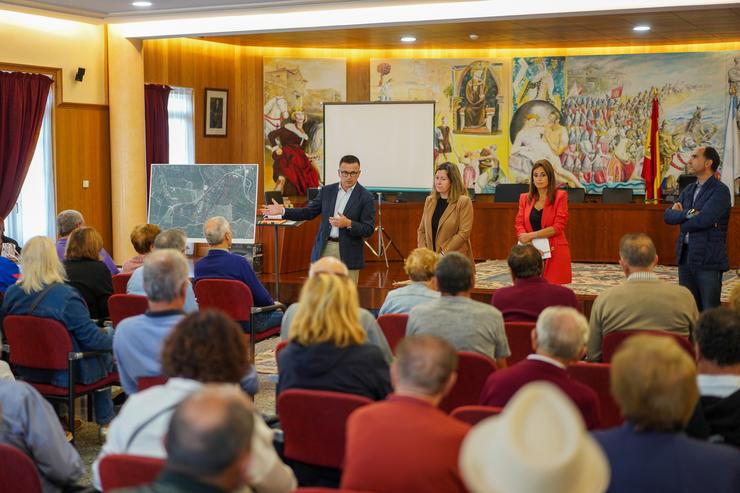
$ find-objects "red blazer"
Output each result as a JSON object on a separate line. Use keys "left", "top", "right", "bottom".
{"left": 515, "top": 190, "right": 572, "bottom": 284}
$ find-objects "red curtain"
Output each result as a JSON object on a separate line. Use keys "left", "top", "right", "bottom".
{"left": 0, "top": 72, "right": 53, "bottom": 219}
{"left": 144, "top": 84, "right": 172, "bottom": 191}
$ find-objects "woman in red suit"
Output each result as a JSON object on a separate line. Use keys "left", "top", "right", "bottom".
{"left": 514, "top": 159, "right": 572, "bottom": 284}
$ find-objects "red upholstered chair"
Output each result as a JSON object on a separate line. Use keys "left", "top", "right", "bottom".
{"left": 275, "top": 340, "right": 289, "bottom": 371}
{"left": 278, "top": 389, "right": 372, "bottom": 469}
{"left": 296, "top": 489, "right": 372, "bottom": 492}
{"left": 504, "top": 321, "right": 536, "bottom": 365}
{"left": 3, "top": 315, "right": 118, "bottom": 443}
{"left": 108, "top": 294, "right": 149, "bottom": 328}
{"left": 137, "top": 376, "right": 169, "bottom": 391}
{"left": 0, "top": 444, "right": 43, "bottom": 493}
{"left": 602, "top": 330, "right": 695, "bottom": 363}
{"left": 439, "top": 352, "right": 498, "bottom": 413}
{"left": 450, "top": 405, "right": 503, "bottom": 425}
{"left": 567, "top": 361, "right": 623, "bottom": 429}
{"left": 194, "top": 279, "right": 283, "bottom": 359}
{"left": 112, "top": 273, "right": 133, "bottom": 294}
{"left": 98, "top": 454, "right": 165, "bottom": 492}
{"left": 376, "top": 314, "right": 408, "bottom": 354}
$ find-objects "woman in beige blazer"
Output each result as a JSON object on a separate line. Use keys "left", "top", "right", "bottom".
{"left": 417, "top": 162, "right": 474, "bottom": 263}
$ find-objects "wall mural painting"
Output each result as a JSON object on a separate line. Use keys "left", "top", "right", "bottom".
{"left": 510, "top": 53, "right": 730, "bottom": 194}
{"left": 371, "top": 59, "right": 507, "bottom": 193}
{"left": 263, "top": 58, "right": 346, "bottom": 195}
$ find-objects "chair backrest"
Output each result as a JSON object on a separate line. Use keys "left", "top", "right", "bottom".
{"left": 194, "top": 278, "right": 253, "bottom": 321}
{"left": 439, "top": 352, "right": 498, "bottom": 413}
{"left": 112, "top": 273, "right": 133, "bottom": 295}
{"left": 566, "top": 187, "right": 586, "bottom": 203}
{"left": 3, "top": 315, "right": 73, "bottom": 370}
{"left": 567, "top": 362, "right": 623, "bottom": 429}
{"left": 0, "top": 444, "right": 43, "bottom": 493}
{"left": 602, "top": 188, "right": 633, "bottom": 204}
{"left": 504, "top": 321, "right": 536, "bottom": 366}
{"left": 296, "top": 489, "right": 372, "bottom": 493}
{"left": 99, "top": 454, "right": 165, "bottom": 491}
{"left": 495, "top": 183, "right": 529, "bottom": 203}
{"left": 278, "top": 389, "right": 372, "bottom": 469}
{"left": 275, "top": 340, "right": 289, "bottom": 371}
{"left": 450, "top": 405, "right": 503, "bottom": 426}
{"left": 108, "top": 294, "right": 149, "bottom": 328}
{"left": 137, "top": 376, "right": 169, "bottom": 391}
{"left": 376, "top": 314, "right": 408, "bottom": 354}
{"left": 602, "top": 330, "right": 695, "bottom": 363}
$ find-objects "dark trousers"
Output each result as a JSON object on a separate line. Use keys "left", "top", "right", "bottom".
{"left": 678, "top": 250, "right": 723, "bottom": 312}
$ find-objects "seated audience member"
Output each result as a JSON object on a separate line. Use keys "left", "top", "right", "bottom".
{"left": 406, "top": 252, "right": 510, "bottom": 367}
{"left": 194, "top": 216, "right": 281, "bottom": 332}
{"left": 686, "top": 307, "right": 740, "bottom": 448}
{"left": 0, "top": 379, "right": 85, "bottom": 493}
{"left": 63, "top": 226, "right": 113, "bottom": 321}
{"left": 342, "top": 335, "right": 470, "bottom": 493}
{"left": 55, "top": 209, "right": 118, "bottom": 274}
{"left": 0, "top": 234, "right": 19, "bottom": 292}
{"left": 110, "top": 386, "right": 257, "bottom": 493}
{"left": 379, "top": 247, "right": 440, "bottom": 315}
{"left": 278, "top": 273, "right": 392, "bottom": 400}
{"left": 0, "top": 217, "right": 21, "bottom": 256}
{"left": 491, "top": 244, "right": 579, "bottom": 322}
{"left": 280, "top": 256, "right": 392, "bottom": 362}
{"left": 94, "top": 310, "right": 296, "bottom": 492}
{"left": 587, "top": 233, "right": 698, "bottom": 361}
{"left": 731, "top": 284, "right": 740, "bottom": 313}
{"left": 460, "top": 382, "right": 609, "bottom": 493}
{"left": 127, "top": 228, "right": 198, "bottom": 313}
{"left": 479, "top": 306, "right": 600, "bottom": 429}
{"left": 594, "top": 335, "right": 740, "bottom": 492}
{"left": 0, "top": 236, "right": 115, "bottom": 429}
{"left": 121, "top": 223, "right": 161, "bottom": 273}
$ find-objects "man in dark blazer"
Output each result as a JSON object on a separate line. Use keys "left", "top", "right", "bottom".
{"left": 664, "top": 146, "right": 731, "bottom": 311}
{"left": 261, "top": 155, "right": 375, "bottom": 283}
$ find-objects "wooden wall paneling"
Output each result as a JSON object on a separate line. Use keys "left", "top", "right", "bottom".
{"left": 347, "top": 55, "right": 370, "bottom": 101}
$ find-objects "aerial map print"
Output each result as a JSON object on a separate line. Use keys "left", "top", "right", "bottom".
{"left": 148, "top": 164, "right": 259, "bottom": 242}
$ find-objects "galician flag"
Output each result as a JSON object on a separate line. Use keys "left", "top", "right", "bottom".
{"left": 641, "top": 97, "right": 661, "bottom": 201}
{"left": 721, "top": 95, "right": 739, "bottom": 206}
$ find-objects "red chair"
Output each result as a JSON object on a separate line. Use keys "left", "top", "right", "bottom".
{"left": 567, "top": 361, "right": 623, "bottom": 429}
{"left": 98, "top": 454, "right": 165, "bottom": 491}
{"left": 278, "top": 389, "right": 372, "bottom": 469}
{"left": 3, "top": 315, "right": 118, "bottom": 443}
{"left": 504, "top": 321, "right": 535, "bottom": 365}
{"left": 0, "top": 444, "right": 43, "bottom": 493}
{"left": 112, "top": 273, "right": 133, "bottom": 294}
{"left": 108, "top": 294, "right": 149, "bottom": 328}
{"left": 450, "top": 405, "right": 503, "bottom": 425}
{"left": 439, "top": 352, "right": 498, "bottom": 413}
{"left": 194, "top": 279, "right": 283, "bottom": 359}
{"left": 376, "top": 314, "right": 408, "bottom": 354}
{"left": 602, "top": 330, "right": 695, "bottom": 362}
{"left": 275, "top": 340, "right": 289, "bottom": 371}
{"left": 137, "top": 376, "right": 169, "bottom": 391}
{"left": 296, "top": 489, "right": 372, "bottom": 492}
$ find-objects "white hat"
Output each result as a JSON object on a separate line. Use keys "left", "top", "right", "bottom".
{"left": 459, "top": 382, "right": 610, "bottom": 493}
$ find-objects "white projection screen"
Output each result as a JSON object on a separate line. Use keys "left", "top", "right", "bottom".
{"left": 323, "top": 102, "right": 435, "bottom": 191}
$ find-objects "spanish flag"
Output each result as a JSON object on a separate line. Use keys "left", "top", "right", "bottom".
{"left": 642, "top": 96, "right": 661, "bottom": 202}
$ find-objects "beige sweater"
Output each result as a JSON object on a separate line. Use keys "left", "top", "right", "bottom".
{"left": 587, "top": 279, "right": 698, "bottom": 361}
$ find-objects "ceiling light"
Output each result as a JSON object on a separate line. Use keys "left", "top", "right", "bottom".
{"left": 633, "top": 24, "right": 651, "bottom": 32}
{"left": 400, "top": 36, "right": 416, "bottom": 43}
{"left": 131, "top": 1, "right": 152, "bottom": 6}
{"left": 469, "top": 33, "right": 479, "bottom": 40}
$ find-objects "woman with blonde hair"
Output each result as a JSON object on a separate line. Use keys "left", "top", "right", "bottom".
{"left": 379, "top": 247, "right": 440, "bottom": 315}
{"left": 121, "top": 223, "right": 161, "bottom": 273}
{"left": 64, "top": 226, "right": 113, "bottom": 321}
{"left": 278, "top": 273, "right": 391, "bottom": 400}
{"left": 1, "top": 236, "right": 115, "bottom": 429}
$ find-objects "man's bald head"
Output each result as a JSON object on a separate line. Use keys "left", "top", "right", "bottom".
{"left": 309, "top": 256, "right": 349, "bottom": 277}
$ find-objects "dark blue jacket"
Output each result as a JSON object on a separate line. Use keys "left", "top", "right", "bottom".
{"left": 1, "top": 283, "right": 113, "bottom": 386}
{"left": 593, "top": 424, "right": 740, "bottom": 493}
{"left": 194, "top": 249, "right": 274, "bottom": 306}
{"left": 283, "top": 182, "right": 375, "bottom": 269}
{"left": 663, "top": 175, "right": 731, "bottom": 271}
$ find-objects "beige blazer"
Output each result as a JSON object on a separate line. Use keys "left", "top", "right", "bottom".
{"left": 417, "top": 194, "right": 474, "bottom": 262}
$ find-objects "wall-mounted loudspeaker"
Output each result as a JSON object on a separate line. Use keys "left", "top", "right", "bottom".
{"left": 75, "top": 67, "right": 86, "bottom": 82}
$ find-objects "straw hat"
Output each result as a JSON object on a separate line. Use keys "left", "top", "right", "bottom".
{"left": 459, "top": 382, "right": 610, "bottom": 493}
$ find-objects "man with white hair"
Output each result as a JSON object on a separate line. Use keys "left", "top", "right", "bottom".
{"left": 194, "top": 216, "right": 282, "bottom": 332}
{"left": 480, "top": 306, "right": 601, "bottom": 429}
{"left": 55, "top": 209, "right": 118, "bottom": 274}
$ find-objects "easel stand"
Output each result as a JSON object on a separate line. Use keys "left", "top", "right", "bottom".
{"left": 364, "top": 192, "right": 404, "bottom": 267}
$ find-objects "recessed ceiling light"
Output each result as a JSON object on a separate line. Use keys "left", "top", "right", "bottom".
{"left": 400, "top": 36, "right": 416, "bottom": 43}
{"left": 633, "top": 24, "right": 651, "bottom": 32}
{"left": 131, "top": 1, "right": 152, "bottom": 7}
{"left": 469, "top": 33, "right": 479, "bottom": 40}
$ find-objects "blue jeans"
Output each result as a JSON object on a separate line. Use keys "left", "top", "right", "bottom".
{"left": 678, "top": 260, "right": 723, "bottom": 312}
{"left": 93, "top": 387, "right": 115, "bottom": 425}
{"left": 251, "top": 309, "right": 284, "bottom": 333}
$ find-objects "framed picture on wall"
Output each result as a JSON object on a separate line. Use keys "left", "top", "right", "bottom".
{"left": 204, "top": 88, "right": 228, "bottom": 137}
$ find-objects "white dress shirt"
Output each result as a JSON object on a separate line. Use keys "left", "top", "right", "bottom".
{"left": 330, "top": 184, "right": 355, "bottom": 239}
